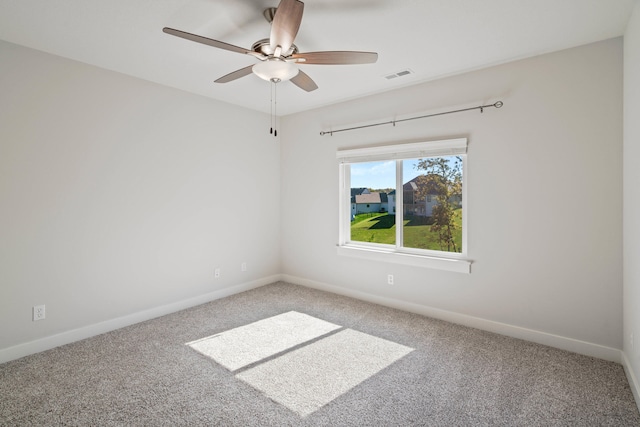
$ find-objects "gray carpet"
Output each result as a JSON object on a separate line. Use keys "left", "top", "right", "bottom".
{"left": 1, "top": 282, "right": 639, "bottom": 426}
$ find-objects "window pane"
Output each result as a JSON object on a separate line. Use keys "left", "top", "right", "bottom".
{"left": 349, "top": 161, "right": 396, "bottom": 245}
{"left": 402, "top": 157, "right": 463, "bottom": 253}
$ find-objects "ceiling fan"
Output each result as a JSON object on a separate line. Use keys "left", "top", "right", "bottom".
{"left": 162, "top": 0, "right": 378, "bottom": 92}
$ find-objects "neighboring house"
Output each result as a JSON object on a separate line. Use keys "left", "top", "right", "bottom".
{"left": 403, "top": 176, "right": 461, "bottom": 217}
{"left": 403, "top": 178, "right": 438, "bottom": 217}
{"left": 386, "top": 190, "right": 396, "bottom": 214}
{"left": 351, "top": 188, "right": 370, "bottom": 198}
{"left": 352, "top": 192, "right": 386, "bottom": 214}
{"left": 350, "top": 176, "right": 457, "bottom": 219}
{"left": 350, "top": 190, "right": 396, "bottom": 217}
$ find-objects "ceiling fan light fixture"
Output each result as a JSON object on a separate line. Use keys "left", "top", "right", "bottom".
{"left": 253, "top": 59, "right": 299, "bottom": 83}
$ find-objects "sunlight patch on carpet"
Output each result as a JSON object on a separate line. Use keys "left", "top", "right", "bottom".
{"left": 236, "top": 328, "right": 413, "bottom": 416}
{"left": 237, "top": 329, "right": 413, "bottom": 417}
{"left": 186, "top": 311, "right": 341, "bottom": 371}
{"left": 187, "top": 311, "right": 414, "bottom": 417}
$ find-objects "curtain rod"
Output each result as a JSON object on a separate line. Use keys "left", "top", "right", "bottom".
{"left": 319, "top": 101, "right": 503, "bottom": 136}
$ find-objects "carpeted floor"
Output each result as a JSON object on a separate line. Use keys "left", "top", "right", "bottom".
{"left": 1, "top": 282, "right": 639, "bottom": 426}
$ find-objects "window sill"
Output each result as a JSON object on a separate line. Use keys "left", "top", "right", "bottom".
{"left": 336, "top": 245, "right": 471, "bottom": 274}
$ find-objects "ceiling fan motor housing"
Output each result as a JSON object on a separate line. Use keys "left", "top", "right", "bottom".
{"left": 251, "top": 39, "right": 298, "bottom": 57}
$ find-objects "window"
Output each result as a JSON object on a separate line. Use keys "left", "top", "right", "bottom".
{"left": 337, "top": 138, "right": 470, "bottom": 273}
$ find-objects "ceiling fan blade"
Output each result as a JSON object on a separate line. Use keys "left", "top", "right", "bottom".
{"left": 163, "top": 27, "right": 264, "bottom": 59}
{"left": 270, "top": 0, "right": 304, "bottom": 55}
{"left": 214, "top": 65, "right": 255, "bottom": 83}
{"left": 292, "top": 51, "right": 378, "bottom": 65}
{"left": 290, "top": 70, "right": 318, "bottom": 92}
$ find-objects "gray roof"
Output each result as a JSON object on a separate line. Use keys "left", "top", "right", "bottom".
{"left": 354, "top": 192, "right": 389, "bottom": 204}
{"left": 351, "top": 188, "right": 369, "bottom": 197}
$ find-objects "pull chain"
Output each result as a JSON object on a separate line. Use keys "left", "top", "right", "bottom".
{"left": 268, "top": 79, "right": 280, "bottom": 137}
{"left": 270, "top": 81, "right": 274, "bottom": 135}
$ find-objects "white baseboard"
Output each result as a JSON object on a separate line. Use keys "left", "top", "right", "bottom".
{"left": 0, "top": 275, "right": 281, "bottom": 365}
{"left": 622, "top": 351, "right": 640, "bottom": 413}
{"left": 281, "top": 274, "right": 623, "bottom": 364}
{"left": 1, "top": 273, "right": 625, "bottom": 369}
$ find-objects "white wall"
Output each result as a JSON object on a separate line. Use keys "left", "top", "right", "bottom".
{"left": 0, "top": 41, "right": 281, "bottom": 358}
{"left": 0, "top": 32, "right": 630, "bottom": 376}
{"left": 624, "top": 0, "right": 640, "bottom": 406}
{"left": 281, "top": 39, "right": 623, "bottom": 353}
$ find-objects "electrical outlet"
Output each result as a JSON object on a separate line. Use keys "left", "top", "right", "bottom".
{"left": 387, "top": 274, "right": 394, "bottom": 285}
{"left": 241, "top": 262, "right": 247, "bottom": 272}
{"left": 33, "top": 305, "right": 45, "bottom": 321}
{"left": 214, "top": 268, "right": 221, "bottom": 279}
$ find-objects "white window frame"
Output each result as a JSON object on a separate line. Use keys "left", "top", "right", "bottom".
{"left": 337, "top": 138, "right": 471, "bottom": 274}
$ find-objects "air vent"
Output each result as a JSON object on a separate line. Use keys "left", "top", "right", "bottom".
{"left": 384, "top": 69, "right": 414, "bottom": 80}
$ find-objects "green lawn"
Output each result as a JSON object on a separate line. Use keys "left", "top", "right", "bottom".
{"left": 350, "top": 210, "right": 462, "bottom": 252}
{"left": 351, "top": 213, "right": 396, "bottom": 244}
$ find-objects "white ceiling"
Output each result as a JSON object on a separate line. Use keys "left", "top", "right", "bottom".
{"left": 0, "top": 0, "right": 636, "bottom": 116}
